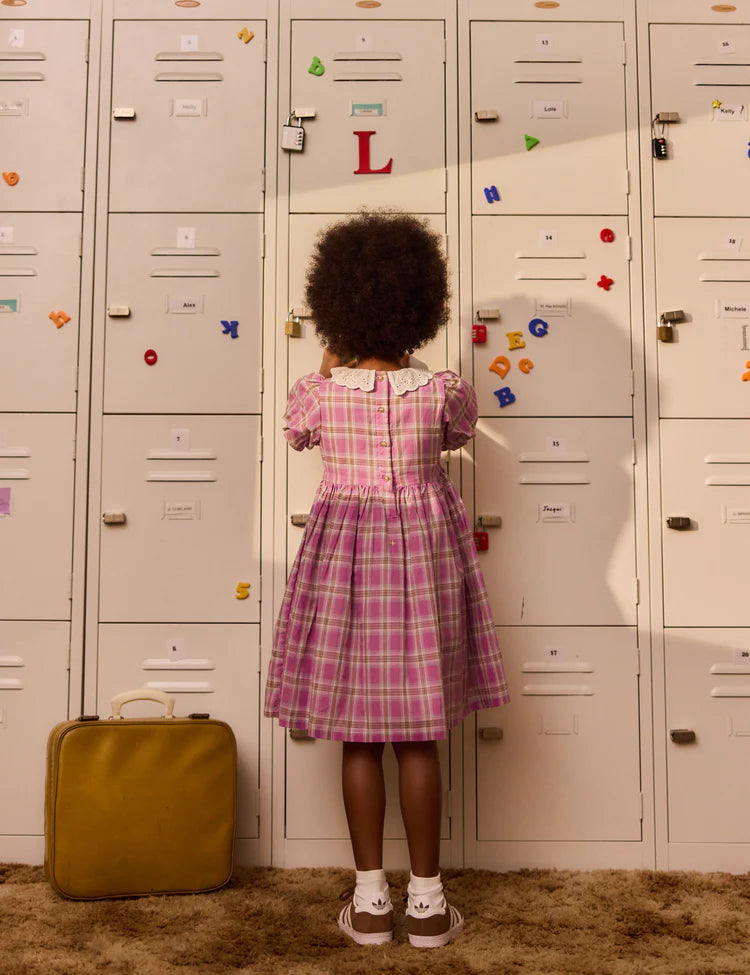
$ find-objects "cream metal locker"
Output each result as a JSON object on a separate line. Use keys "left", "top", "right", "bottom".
{"left": 285, "top": 736, "right": 451, "bottom": 843}
{"left": 665, "top": 633, "right": 750, "bottom": 844}
{"left": 477, "top": 627, "right": 641, "bottom": 842}
{"left": 0, "top": 414, "right": 76, "bottom": 621}
{"left": 472, "top": 216, "right": 633, "bottom": 417}
{"left": 650, "top": 24, "right": 750, "bottom": 218}
{"left": 288, "top": 20, "right": 447, "bottom": 214}
{"left": 0, "top": 622, "right": 69, "bottom": 835}
{"left": 0, "top": 213, "right": 82, "bottom": 413}
{"left": 470, "top": 20, "right": 628, "bottom": 216}
{"left": 98, "top": 416, "right": 261, "bottom": 624}
{"left": 97, "top": 623, "right": 261, "bottom": 840}
{"left": 109, "top": 20, "right": 266, "bottom": 213}
{"left": 0, "top": 20, "right": 89, "bottom": 212}
{"left": 661, "top": 419, "right": 750, "bottom": 628}
{"left": 655, "top": 218, "right": 750, "bottom": 418}
{"left": 104, "top": 213, "right": 263, "bottom": 414}
{"left": 474, "top": 418, "right": 638, "bottom": 626}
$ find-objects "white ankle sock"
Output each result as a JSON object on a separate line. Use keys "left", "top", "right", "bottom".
{"left": 407, "top": 872, "right": 445, "bottom": 917}
{"left": 354, "top": 868, "right": 390, "bottom": 911}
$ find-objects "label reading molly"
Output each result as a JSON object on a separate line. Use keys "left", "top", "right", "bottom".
{"left": 173, "top": 98, "right": 204, "bottom": 117}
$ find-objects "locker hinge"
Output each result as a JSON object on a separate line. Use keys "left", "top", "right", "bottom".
{"left": 80, "top": 167, "right": 85, "bottom": 192}
{"left": 261, "top": 233, "right": 266, "bottom": 259}
{"left": 634, "top": 578, "right": 640, "bottom": 605}
{"left": 632, "top": 437, "right": 637, "bottom": 462}
{"left": 624, "top": 170, "right": 630, "bottom": 195}
{"left": 444, "top": 790, "right": 452, "bottom": 819}
{"left": 261, "top": 168, "right": 266, "bottom": 195}
{"left": 69, "top": 574, "right": 74, "bottom": 600}
{"left": 444, "top": 233, "right": 449, "bottom": 259}
{"left": 259, "top": 367, "right": 264, "bottom": 394}
{"left": 258, "top": 436, "right": 263, "bottom": 464}
{"left": 251, "top": 788, "right": 261, "bottom": 819}
{"left": 443, "top": 38, "right": 447, "bottom": 63}
{"left": 257, "top": 575, "right": 262, "bottom": 604}
{"left": 630, "top": 372, "right": 635, "bottom": 398}
{"left": 73, "top": 363, "right": 79, "bottom": 393}
{"left": 622, "top": 41, "right": 627, "bottom": 65}
{"left": 635, "top": 649, "right": 641, "bottom": 676}
{"left": 78, "top": 232, "right": 83, "bottom": 258}
{"left": 72, "top": 432, "right": 77, "bottom": 459}
{"left": 639, "top": 792, "right": 644, "bottom": 821}
{"left": 444, "top": 169, "right": 448, "bottom": 194}
{"left": 627, "top": 235, "right": 632, "bottom": 262}
{"left": 85, "top": 37, "right": 90, "bottom": 63}
{"left": 264, "top": 38, "right": 268, "bottom": 63}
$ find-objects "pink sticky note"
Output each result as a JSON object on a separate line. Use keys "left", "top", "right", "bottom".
{"left": 0, "top": 487, "right": 10, "bottom": 515}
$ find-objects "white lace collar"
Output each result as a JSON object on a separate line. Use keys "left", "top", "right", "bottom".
{"left": 330, "top": 367, "right": 434, "bottom": 396}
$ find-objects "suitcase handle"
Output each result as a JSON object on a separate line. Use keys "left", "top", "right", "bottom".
{"left": 110, "top": 689, "right": 176, "bottom": 719}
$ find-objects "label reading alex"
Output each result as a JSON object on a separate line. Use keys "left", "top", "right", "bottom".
{"left": 168, "top": 295, "right": 203, "bottom": 314}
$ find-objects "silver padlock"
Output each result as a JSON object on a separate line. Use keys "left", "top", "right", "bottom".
{"left": 281, "top": 113, "right": 305, "bottom": 152}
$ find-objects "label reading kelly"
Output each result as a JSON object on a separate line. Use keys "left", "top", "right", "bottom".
{"left": 0, "top": 299, "right": 19, "bottom": 314}
{"left": 536, "top": 298, "right": 571, "bottom": 317}
{"left": 168, "top": 295, "right": 203, "bottom": 314}
{"left": 533, "top": 100, "right": 565, "bottom": 119}
{"left": 173, "top": 98, "right": 204, "bottom": 117}
{"left": 713, "top": 103, "right": 745, "bottom": 121}
{"left": 725, "top": 506, "right": 750, "bottom": 523}
{"left": 539, "top": 503, "right": 573, "bottom": 523}
{"left": 0, "top": 100, "right": 26, "bottom": 117}
{"left": 167, "top": 637, "right": 187, "bottom": 661}
{"left": 0, "top": 488, "right": 11, "bottom": 517}
{"left": 717, "top": 300, "right": 749, "bottom": 318}
{"left": 163, "top": 500, "right": 201, "bottom": 520}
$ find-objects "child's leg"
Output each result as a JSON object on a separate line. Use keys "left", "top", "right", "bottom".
{"left": 341, "top": 741, "right": 386, "bottom": 870}
{"left": 392, "top": 740, "right": 441, "bottom": 876}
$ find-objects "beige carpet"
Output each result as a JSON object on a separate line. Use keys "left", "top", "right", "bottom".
{"left": 3, "top": 864, "right": 750, "bottom": 974}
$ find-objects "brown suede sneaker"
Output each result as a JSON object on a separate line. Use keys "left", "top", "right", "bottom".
{"left": 337, "top": 891, "right": 394, "bottom": 946}
{"left": 406, "top": 896, "right": 464, "bottom": 948}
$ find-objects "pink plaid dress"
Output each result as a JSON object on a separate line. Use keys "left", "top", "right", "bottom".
{"left": 264, "top": 366, "right": 509, "bottom": 742}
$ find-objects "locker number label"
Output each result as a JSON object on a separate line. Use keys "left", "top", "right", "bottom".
{"left": 536, "top": 35, "right": 553, "bottom": 52}
{"left": 170, "top": 428, "right": 191, "bottom": 449}
{"left": 544, "top": 646, "right": 566, "bottom": 662}
{"left": 733, "top": 647, "right": 750, "bottom": 665}
{"left": 718, "top": 38, "right": 737, "bottom": 55}
{"left": 546, "top": 437, "right": 566, "bottom": 452}
{"left": 539, "top": 230, "right": 558, "bottom": 248}
{"left": 7, "top": 30, "right": 24, "bottom": 49}
{"left": 167, "top": 637, "right": 187, "bottom": 661}
{"left": 177, "top": 227, "right": 196, "bottom": 249}
{"left": 0, "top": 227, "right": 13, "bottom": 245}
{"left": 723, "top": 235, "right": 743, "bottom": 253}
{"left": 180, "top": 35, "right": 199, "bottom": 52}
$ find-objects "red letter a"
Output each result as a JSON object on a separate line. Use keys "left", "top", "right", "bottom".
{"left": 353, "top": 131, "right": 393, "bottom": 174}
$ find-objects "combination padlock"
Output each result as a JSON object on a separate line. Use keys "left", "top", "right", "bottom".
{"left": 281, "top": 114, "right": 305, "bottom": 152}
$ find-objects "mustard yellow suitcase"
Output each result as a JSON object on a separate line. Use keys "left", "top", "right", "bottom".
{"left": 45, "top": 689, "right": 237, "bottom": 900}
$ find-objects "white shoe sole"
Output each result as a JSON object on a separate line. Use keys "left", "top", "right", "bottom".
{"left": 337, "top": 902, "right": 394, "bottom": 946}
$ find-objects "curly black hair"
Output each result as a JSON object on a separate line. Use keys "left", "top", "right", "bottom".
{"left": 305, "top": 211, "right": 450, "bottom": 362}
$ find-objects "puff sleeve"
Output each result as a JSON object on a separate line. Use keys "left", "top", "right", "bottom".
{"left": 436, "top": 370, "right": 478, "bottom": 451}
{"left": 282, "top": 373, "right": 324, "bottom": 451}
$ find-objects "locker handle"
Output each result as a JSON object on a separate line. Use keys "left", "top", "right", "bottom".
{"left": 146, "top": 471, "right": 216, "bottom": 482}
{"left": 144, "top": 680, "right": 213, "bottom": 693}
{"left": 693, "top": 81, "right": 750, "bottom": 87}
{"left": 705, "top": 476, "right": 750, "bottom": 486}
{"left": 147, "top": 450, "right": 217, "bottom": 460}
{"left": 514, "top": 54, "right": 582, "bottom": 63}
{"left": 478, "top": 727, "right": 504, "bottom": 740}
{"left": 670, "top": 729, "right": 696, "bottom": 744}
{"left": 699, "top": 273, "right": 750, "bottom": 282}
{"left": 0, "top": 268, "right": 37, "bottom": 277}
{"left": 519, "top": 474, "right": 590, "bottom": 484}
{"left": 0, "top": 679, "right": 22, "bottom": 690}
{"left": 516, "top": 271, "right": 586, "bottom": 280}
{"left": 154, "top": 72, "right": 224, "bottom": 82}
{"left": 521, "top": 684, "right": 593, "bottom": 696}
{"left": 0, "top": 656, "right": 23, "bottom": 667}
{"left": 0, "top": 246, "right": 36, "bottom": 256}
{"left": 712, "top": 687, "right": 750, "bottom": 698}
{"left": 519, "top": 451, "right": 589, "bottom": 463}
{"left": 142, "top": 659, "right": 215, "bottom": 670}
{"left": 514, "top": 251, "right": 586, "bottom": 260}
{"left": 0, "top": 71, "right": 45, "bottom": 81}
{"left": 705, "top": 454, "right": 750, "bottom": 464}
{"left": 0, "top": 51, "right": 45, "bottom": 61}
{"left": 514, "top": 74, "right": 582, "bottom": 84}
{"left": 333, "top": 51, "right": 402, "bottom": 61}
{"left": 521, "top": 662, "right": 593, "bottom": 674}
{"left": 154, "top": 51, "right": 224, "bottom": 62}
{"left": 710, "top": 665, "right": 750, "bottom": 675}
{"left": 0, "top": 469, "right": 29, "bottom": 479}
{"left": 150, "top": 268, "right": 219, "bottom": 278}
{"left": 150, "top": 247, "right": 221, "bottom": 257}
{"left": 289, "top": 729, "right": 314, "bottom": 741}
{"left": 333, "top": 72, "right": 403, "bottom": 82}
{"left": 694, "top": 61, "right": 750, "bottom": 67}
{"left": 698, "top": 254, "right": 750, "bottom": 261}
{"left": 0, "top": 448, "right": 29, "bottom": 458}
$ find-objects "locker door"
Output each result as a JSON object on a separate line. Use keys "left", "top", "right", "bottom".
{"left": 655, "top": 218, "right": 750, "bottom": 419}
{"left": 109, "top": 21, "right": 266, "bottom": 213}
{"left": 97, "top": 624, "right": 261, "bottom": 839}
{"left": 474, "top": 418, "right": 637, "bottom": 626}
{"left": 0, "top": 213, "right": 81, "bottom": 413}
{"left": 99, "top": 416, "right": 260, "bottom": 623}
{"left": 650, "top": 25, "right": 750, "bottom": 218}
{"left": 471, "top": 21, "right": 628, "bottom": 216}
{"left": 0, "top": 622, "right": 69, "bottom": 834}
{"left": 472, "top": 216, "right": 633, "bottom": 417}
{"left": 0, "top": 21, "right": 88, "bottom": 212}
{"left": 0, "top": 414, "right": 75, "bottom": 620}
{"left": 477, "top": 627, "right": 641, "bottom": 842}
{"left": 104, "top": 214, "right": 263, "bottom": 414}
{"left": 661, "top": 420, "right": 750, "bottom": 627}
{"left": 285, "top": 736, "right": 450, "bottom": 843}
{"left": 666, "top": 633, "right": 750, "bottom": 843}
{"left": 289, "top": 21, "right": 446, "bottom": 213}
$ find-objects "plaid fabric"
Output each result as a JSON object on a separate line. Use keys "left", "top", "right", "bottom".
{"left": 264, "top": 369, "right": 509, "bottom": 742}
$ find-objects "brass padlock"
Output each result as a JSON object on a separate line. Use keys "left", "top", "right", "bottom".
{"left": 284, "top": 311, "right": 302, "bottom": 337}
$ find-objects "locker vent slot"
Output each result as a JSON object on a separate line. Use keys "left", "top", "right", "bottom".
{"left": 0, "top": 656, "right": 23, "bottom": 667}
{"left": 334, "top": 71, "right": 402, "bottom": 82}
{"left": 710, "top": 664, "right": 750, "bottom": 675}
{"left": 0, "top": 469, "right": 29, "bottom": 479}
{"left": 694, "top": 61, "right": 750, "bottom": 67}
{"left": 0, "top": 72, "right": 45, "bottom": 81}
{"left": 0, "top": 51, "right": 45, "bottom": 61}
{"left": 154, "top": 72, "right": 223, "bottom": 82}
{"left": 519, "top": 451, "right": 589, "bottom": 463}
{"left": 516, "top": 271, "right": 586, "bottom": 280}
{"left": 142, "top": 658, "right": 215, "bottom": 670}
{"left": 145, "top": 680, "right": 213, "bottom": 693}
{"left": 700, "top": 272, "right": 750, "bottom": 282}
{"left": 150, "top": 268, "right": 219, "bottom": 278}
{"left": 147, "top": 450, "right": 216, "bottom": 460}
{"left": 522, "top": 684, "right": 593, "bottom": 696}
{"left": 519, "top": 474, "right": 590, "bottom": 484}
{"left": 693, "top": 81, "right": 750, "bottom": 87}
{"left": 0, "top": 679, "right": 22, "bottom": 690}
{"left": 705, "top": 454, "right": 750, "bottom": 464}
{"left": 514, "top": 54, "right": 582, "bottom": 64}
{"left": 146, "top": 471, "right": 216, "bottom": 482}
{"left": 699, "top": 254, "right": 750, "bottom": 261}
{"left": 705, "top": 476, "right": 750, "bottom": 486}
{"left": 155, "top": 52, "right": 224, "bottom": 62}
{"left": 514, "top": 74, "right": 582, "bottom": 84}
{"left": 711, "top": 686, "right": 750, "bottom": 698}
{"left": 522, "top": 662, "right": 593, "bottom": 673}
{"left": 333, "top": 51, "right": 402, "bottom": 61}
{"left": 0, "top": 448, "right": 29, "bottom": 458}
{"left": 0, "top": 268, "right": 36, "bottom": 277}
{"left": 0, "top": 246, "right": 37, "bottom": 256}
{"left": 515, "top": 251, "right": 586, "bottom": 259}
{"left": 150, "top": 247, "right": 221, "bottom": 257}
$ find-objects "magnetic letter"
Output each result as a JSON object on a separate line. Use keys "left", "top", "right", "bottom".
{"left": 506, "top": 331, "right": 526, "bottom": 351}
{"left": 489, "top": 355, "right": 510, "bottom": 379}
{"left": 518, "top": 358, "right": 534, "bottom": 373}
{"left": 221, "top": 319, "right": 239, "bottom": 339}
{"left": 354, "top": 131, "right": 393, "bottom": 174}
{"left": 493, "top": 387, "right": 516, "bottom": 408}
{"left": 528, "top": 318, "right": 549, "bottom": 338}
